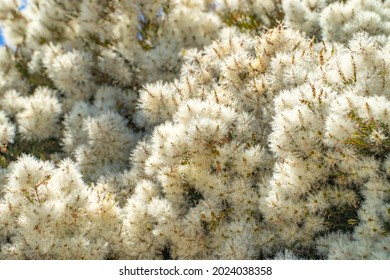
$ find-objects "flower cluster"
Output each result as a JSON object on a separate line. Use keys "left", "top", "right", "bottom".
{"left": 0, "top": 0, "right": 389, "bottom": 259}
{"left": 282, "top": 0, "right": 390, "bottom": 44}
{"left": 0, "top": 155, "right": 122, "bottom": 259}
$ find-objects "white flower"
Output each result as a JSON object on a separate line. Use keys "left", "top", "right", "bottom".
{"left": 0, "top": 111, "right": 15, "bottom": 145}
{"left": 16, "top": 87, "right": 62, "bottom": 141}
{"left": 369, "top": 128, "right": 387, "bottom": 144}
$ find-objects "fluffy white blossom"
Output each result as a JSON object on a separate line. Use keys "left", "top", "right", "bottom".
{"left": 74, "top": 111, "right": 139, "bottom": 181}
{"left": 16, "top": 87, "right": 62, "bottom": 141}
{"left": 0, "top": 155, "right": 123, "bottom": 259}
{"left": 320, "top": 0, "right": 390, "bottom": 44}
{"left": 0, "top": 0, "right": 389, "bottom": 260}
{"left": 0, "top": 111, "right": 15, "bottom": 145}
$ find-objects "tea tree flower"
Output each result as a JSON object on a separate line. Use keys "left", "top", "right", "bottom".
{"left": 0, "top": 0, "right": 389, "bottom": 260}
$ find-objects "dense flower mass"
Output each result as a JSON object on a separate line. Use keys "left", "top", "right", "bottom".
{"left": 0, "top": 0, "right": 389, "bottom": 259}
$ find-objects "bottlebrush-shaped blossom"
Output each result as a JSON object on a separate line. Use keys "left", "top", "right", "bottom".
{"left": 0, "top": 155, "right": 123, "bottom": 259}
{"left": 282, "top": 0, "right": 330, "bottom": 38}
{"left": 281, "top": 0, "right": 390, "bottom": 45}
{"left": 0, "top": 111, "right": 15, "bottom": 146}
{"left": 74, "top": 111, "right": 139, "bottom": 181}
{"left": 0, "top": 0, "right": 389, "bottom": 260}
{"left": 125, "top": 99, "right": 275, "bottom": 259}
{"left": 264, "top": 31, "right": 390, "bottom": 258}
{"left": 320, "top": 0, "right": 390, "bottom": 44}
{"left": 16, "top": 87, "right": 62, "bottom": 141}
{"left": 136, "top": 26, "right": 318, "bottom": 143}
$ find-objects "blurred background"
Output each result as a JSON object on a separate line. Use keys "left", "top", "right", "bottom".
{"left": 0, "top": 0, "right": 28, "bottom": 46}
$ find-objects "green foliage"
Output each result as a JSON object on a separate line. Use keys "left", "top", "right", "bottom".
{"left": 14, "top": 48, "right": 55, "bottom": 90}
{"left": 185, "top": 186, "right": 204, "bottom": 208}
{"left": 324, "top": 204, "right": 360, "bottom": 233}
{"left": 0, "top": 137, "right": 61, "bottom": 169}
{"left": 222, "top": 8, "right": 284, "bottom": 32}
{"left": 201, "top": 201, "right": 233, "bottom": 233}
{"left": 345, "top": 110, "right": 390, "bottom": 156}
{"left": 222, "top": 11, "right": 264, "bottom": 31}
